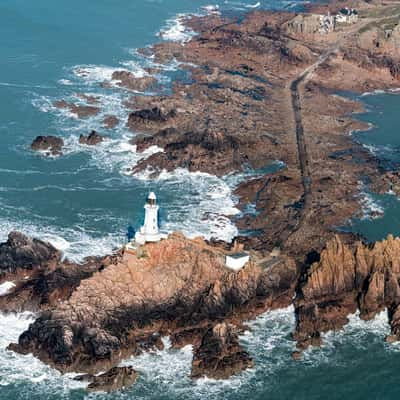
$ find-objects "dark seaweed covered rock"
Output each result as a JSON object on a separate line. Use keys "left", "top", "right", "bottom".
{"left": 75, "top": 367, "right": 138, "bottom": 393}
{"left": 191, "top": 323, "right": 253, "bottom": 379}
{"left": 79, "top": 130, "right": 104, "bottom": 145}
{"left": 31, "top": 135, "right": 64, "bottom": 156}
{"left": 0, "top": 232, "right": 61, "bottom": 276}
{"left": 128, "top": 106, "right": 176, "bottom": 125}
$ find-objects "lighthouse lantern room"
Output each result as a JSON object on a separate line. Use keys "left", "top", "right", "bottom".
{"left": 134, "top": 192, "right": 162, "bottom": 245}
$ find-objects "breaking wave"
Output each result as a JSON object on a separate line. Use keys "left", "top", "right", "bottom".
{"left": 302, "top": 310, "right": 391, "bottom": 365}
{"left": 359, "top": 190, "right": 384, "bottom": 220}
{"left": 135, "top": 168, "right": 240, "bottom": 242}
{"left": 0, "top": 313, "right": 85, "bottom": 393}
{"left": 0, "top": 216, "right": 124, "bottom": 263}
{"left": 117, "top": 306, "right": 296, "bottom": 400}
{"left": 158, "top": 14, "right": 196, "bottom": 43}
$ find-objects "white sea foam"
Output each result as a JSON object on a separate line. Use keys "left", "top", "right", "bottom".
{"left": 361, "top": 142, "right": 394, "bottom": 158}
{"left": 0, "top": 282, "right": 16, "bottom": 296}
{"left": 201, "top": 4, "right": 221, "bottom": 14}
{"left": 0, "top": 217, "right": 124, "bottom": 263}
{"left": 246, "top": 1, "right": 261, "bottom": 8}
{"left": 159, "top": 14, "right": 196, "bottom": 43}
{"left": 89, "top": 138, "right": 164, "bottom": 175}
{"left": 118, "top": 307, "right": 295, "bottom": 399}
{"left": 359, "top": 191, "right": 384, "bottom": 220}
{"left": 57, "top": 78, "right": 73, "bottom": 86}
{"left": 302, "top": 310, "right": 390, "bottom": 364}
{"left": 0, "top": 313, "right": 85, "bottom": 391}
{"left": 72, "top": 64, "right": 119, "bottom": 84}
{"left": 70, "top": 61, "right": 148, "bottom": 88}
{"left": 362, "top": 143, "right": 379, "bottom": 155}
{"left": 135, "top": 168, "right": 240, "bottom": 242}
{"left": 241, "top": 306, "right": 296, "bottom": 360}
{"left": 361, "top": 89, "right": 386, "bottom": 97}
{"left": 119, "top": 60, "right": 150, "bottom": 78}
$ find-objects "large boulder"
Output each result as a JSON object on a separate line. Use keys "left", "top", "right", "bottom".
{"left": 31, "top": 136, "right": 64, "bottom": 156}
{"left": 111, "top": 71, "right": 156, "bottom": 92}
{"left": 79, "top": 130, "right": 104, "bottom": 146}
{"left": 130, "top": 128, "right": 245, "bottom": 176}
{"left": 0, "top": 256, "right": 112, "bottom": 313}
{"left": 0, "top": 232, "right": 61, "bottom": 277}
{"left": 53, "top": 100, "right": 100, "bottom": 118}
{"left": 191, "top": 323, "right": 253, "bottom": 379}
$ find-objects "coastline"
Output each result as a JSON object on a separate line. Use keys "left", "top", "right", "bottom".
{"left": 4, "top": 0, "right": 400, "bottom": 395}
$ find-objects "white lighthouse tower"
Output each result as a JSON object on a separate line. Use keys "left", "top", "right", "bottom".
{"left": 134, "top": 192, "right": 162, "bottom": 245}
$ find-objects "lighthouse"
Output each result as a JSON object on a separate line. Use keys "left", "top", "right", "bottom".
{"left": 134, "top": 192, "right": 162, "bottom": 245}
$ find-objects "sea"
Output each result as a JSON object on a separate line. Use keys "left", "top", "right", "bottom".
{"left": 1, "top": 1, "right": 400, "bottom": 399}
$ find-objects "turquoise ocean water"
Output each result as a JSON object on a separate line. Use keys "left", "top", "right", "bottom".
{"left": 1, "top": 1, "right": 400, "bottom": 399}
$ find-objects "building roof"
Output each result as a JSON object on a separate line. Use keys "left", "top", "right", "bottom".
{"left": 339, "top": 8, "right": 358, "bottom": 16}
{"left": 227, "top": 252, "right": 249, "bottom": 259}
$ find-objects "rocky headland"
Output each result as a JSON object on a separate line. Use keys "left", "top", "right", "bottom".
{"left": 7, "top": 233, "right": 297, "bottom": 375}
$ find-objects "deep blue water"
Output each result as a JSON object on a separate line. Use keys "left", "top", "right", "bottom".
{"left": 350, "top": 92, "right": 400, "bottom": 242}
{"left": 2, "top": 1, "right": 400, "bottom": 399}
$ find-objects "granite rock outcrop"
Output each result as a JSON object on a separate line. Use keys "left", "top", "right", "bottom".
{"left": 294, "top": 235, "right": 400, "bottom": 350}
{"left": 9, "top": 233, "right": 298, "bottom": 374}
{"left": 191, "top": 322, "right": 253, "bottom": 379}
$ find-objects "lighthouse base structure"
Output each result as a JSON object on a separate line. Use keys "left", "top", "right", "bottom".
{"left": 134, "top": 231, "right": 162, "bottom": 245}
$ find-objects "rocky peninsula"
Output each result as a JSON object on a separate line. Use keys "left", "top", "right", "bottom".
{"left": 5, "top": 0, "right": 400, "bottom": 392}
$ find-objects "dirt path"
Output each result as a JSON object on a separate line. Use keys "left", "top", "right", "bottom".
{"left": 282, "top": 49, "right": 338, "bottom": 245}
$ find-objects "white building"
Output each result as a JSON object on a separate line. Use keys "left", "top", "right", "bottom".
{"left": 335, "top": 8, "right": 358, "bottom": 24}
{"left": 319, "top": 13, "right": 335, "bottom": 34}
{"left": 134, "top": 192, "right": 162, "bottom": 245}
{"left": 225, "top": 253, "right": 250, "bottom": 271}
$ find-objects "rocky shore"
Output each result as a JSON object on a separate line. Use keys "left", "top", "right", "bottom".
{"left": 7, "top": 233, "right": 297, "bottom": 375}
{"left": 294, "top": 234, "right": 400, "bottom": 352}
{"left": 5, "top": 0, "right": 400, "bottom": 393}
{"left": 3, "top": 230, "right": 400, "bottom": 390}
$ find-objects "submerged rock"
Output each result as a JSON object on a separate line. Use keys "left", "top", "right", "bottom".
{"left": 103, "top": 115, "right": 119, "bottom": 129}
{"left": 53, "top": 100, "right": 100, "bottom": 118}
{"left": 31, "top": 135, "right": 64, "bottom": 156}
{"left": 191, "top": 322, "right": 253, "bottom": 379}
{"left": 75, "top": 366, "right": 138, "bottom": 393}
{"left": 291, "top": 350, "right": 303, "bottom": 361}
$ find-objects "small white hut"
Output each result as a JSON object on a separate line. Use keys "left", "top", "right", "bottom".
{"left": 225, "top": 252, "right": 250, "bottom": 271}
